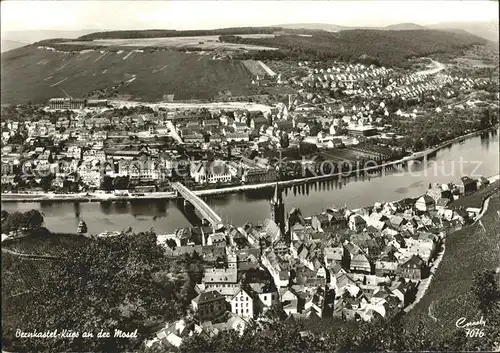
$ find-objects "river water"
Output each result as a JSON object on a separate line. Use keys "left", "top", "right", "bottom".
{"left": 2, "top": 130, "right": 498, "bottom": 234}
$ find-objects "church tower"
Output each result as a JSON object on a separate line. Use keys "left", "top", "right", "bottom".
{"left": 270, "top": 182, "right": 285, "bottom": 234}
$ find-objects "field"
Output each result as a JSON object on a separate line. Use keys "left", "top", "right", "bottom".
{"left": 403, "top": 189, "right": 500, "bottom": 341}
{"left": 64, "top": 35, "right": 278, "bottom": 51}
{"left": 1, "top": 46, "right": 261, "bottom": 104}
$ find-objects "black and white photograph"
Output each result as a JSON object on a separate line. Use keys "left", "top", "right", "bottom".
{"left": 1, "top": 1, "right": 499, "bottom": 352}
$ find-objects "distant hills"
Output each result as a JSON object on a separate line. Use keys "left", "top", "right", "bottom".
{"left": 1, "top": 40, "right": 29, "bottom": 53}
{"left": 427, "top": 21, "right": 499, "bottom": 42}
{"left": 275, "top": 22, "right": 426, "bottom": 31}
{"left": 384, "top": 23, "right": 426, "bottom": 30}
{"left": 274, "top": 21, "right": 499, "bottom": 42}
{"left": 2, "top": 29, "right": 102, "bottom": 46}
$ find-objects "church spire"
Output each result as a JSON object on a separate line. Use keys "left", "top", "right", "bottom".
{"left": 272, "top": 181, "right": 283, "bottom": 204}
{"left": 270, "top": 182, "right": 285, "bottom": 235}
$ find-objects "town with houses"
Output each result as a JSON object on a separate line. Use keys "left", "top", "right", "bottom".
{"left": 1, "top": 45, "right": 499, "bottom": 353}
{"left": 143, "top": 173, "right": 493, "bottom": 350}
{"left": 1, "top": 60, "right": 497, "bottom": 195}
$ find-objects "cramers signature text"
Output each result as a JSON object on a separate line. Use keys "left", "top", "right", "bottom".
{"left": 456, "top": 316, "right": 487, "bottom": 338}
{"left": 455, "top": 316, "right": 487, "bottom": 328}
{"left": 15, "top": 329, "right": 138, "bottom": 339}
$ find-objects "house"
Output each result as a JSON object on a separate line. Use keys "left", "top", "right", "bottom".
{"left": 435, "top": 198, "right": 450, "bottom": 210}
{"left": 415, "top": 195, "right": 435, "bottom": 212}
{"left": 78, "top": 161, "right": 102, "bottom": 188}
{"left": 477, "top": 176, "right": 490, "bottom": 189}
{"left": 223, "top": 315, "right": 250, "bottom": 336}
{"left": 461, "top": 176, "right": 477, "bottom": 195}
{"left": 250, "top": 116, "right": 268, "bottom": 130}
{"left": 203, "top": 119, "right": 220, "bottom": 128}
{"left": 202, "top": 268, "right": 239, "bottom": 298}
{"left": 261, "top": 218, "right": 281, "bottom": 244}
{"left": 304, "top": 286, "right": 333, "bottom": 318}
{"left": 190, "top": 161, "right": 232, "bottom": 185}
{"left": 311, "top": 213, "right": 330, "bottom": 232}
{"left": 375, "top": 256, "right": 399, "bottom": 277}
{"left": 191, "top": 291, "right": 227, "bottom": 321}
{"left": 279, "top": 288, "right": 299, "bottom": 315}
{"left": 398, "top": 255, "right": 427, "bottom": 281}
{"left": 344, "top": 242, "right": 372, "bottom": 274}
{"left": 324, "top": 246, "right": 344, "bottom": 267}
{"left": 389, "top": 215, "right": 406, "bottom": 230}
{"left": 261, "top": 249, "right": 290, "bottom": 288}
{"left": 230, "top": 288, "right": 254, "bottom": 319}
{"left": 274, "top": 120, "right": 293, "bottom": 132}
{"left": 349, "top": 214, "right": 367, "bottom": 232}
{"left": 389, "top": 279, "right": 418, "bottom": 308}
{"left": 249, "top": 283, "right": 279, "bottom": 316}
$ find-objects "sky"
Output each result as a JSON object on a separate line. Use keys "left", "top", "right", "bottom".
{"left": 1, "top": 0, "right": 499, "bottom": 33}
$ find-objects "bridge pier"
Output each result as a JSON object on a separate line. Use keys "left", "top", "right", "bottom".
{"left": 171, "top": 181, "right": 223, "bottom": 228}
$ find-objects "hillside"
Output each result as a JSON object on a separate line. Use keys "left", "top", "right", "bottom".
{"left": 77, "top": 27, "right": 281, "bottom": 40}
{"left": 428, "top": 21, "right": 499, "bottom": 42}
{"left": 0, "top": 27, "right": 487, "bottom": 105}
{"left": 2, "top": 232, "right": 205, "bottom": 352}
{"left": 0, "top": 46, "right": 259, "bottom": 105}
{"left": 404, "top": 187, "right": 500, "bottom": 342}
{"left": 222, "top": 29, "right": 487, "bottom": 66}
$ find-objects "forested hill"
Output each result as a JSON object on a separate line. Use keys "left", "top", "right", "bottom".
{"left": 220, "top": 29, "right": 487, "bottom": 67}
{"left": 77, "top": 27, "right": 283, "bottom": 40}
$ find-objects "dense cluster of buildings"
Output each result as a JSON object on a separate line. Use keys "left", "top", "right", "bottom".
{"left": 287, "top": 61, "right": 489, "bottom": 101}
{"left": 146, "top": 175, "right": 491, "bottom": 350}
{"left": 3, "top": 56, "right": 495, "bottom": 194}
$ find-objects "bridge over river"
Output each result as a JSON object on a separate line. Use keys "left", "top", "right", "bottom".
{"left": 170, "top": 182, "right": 223, "bottom": 228}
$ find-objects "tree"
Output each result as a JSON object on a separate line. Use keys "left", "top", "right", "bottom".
{"left": 1, "top": 209, "right": 9, "bottom": 222}
{"left": 40, "top": 175, "right": 54, "bottom": 192}
{"left": 113, "top": 176, "right": 130, "bottom": 190}
{"left": 2, "top": 232, "right": 190, "bottom": 352}
{"left": 166, "top": 239, "right": 177, "bottom": 250}
{"left": 263, "top": 304, "right": 287, "bottom": 321}
{"left": 279, "top": 132, "right": 290, "bottom": 148}
{"left": 472, "top": 270, "right": 500, "bottom": 316}
{"left": 3, "top": 211, "right": 24, "bottom": 233}
{"left": 100, "top": 176, "right": 114, "bottom": 191}
{"left": 21, "top": 209, "right": 44, "bottom": 230}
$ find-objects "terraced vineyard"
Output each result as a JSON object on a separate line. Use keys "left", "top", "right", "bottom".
{"left": 1, "top": 254, "right": 52, "bottom": 297}
{"left": 2, "top": 233, "right": 88, "bottom": 258}
{"left": 404, "top": 189, "right": 500, "bottom": 341}
{"left": 1, "top": 233, "right": 90, "bottom": 326}
{"left": 1, "top": 46, "right": 259, "bottom": 104}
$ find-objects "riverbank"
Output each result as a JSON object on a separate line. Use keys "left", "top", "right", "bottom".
{"left": 1, "top": 126, "right": 497, "bottom": 203}
{"left": 403, "top": 189, "right": 500, "bottom": 341}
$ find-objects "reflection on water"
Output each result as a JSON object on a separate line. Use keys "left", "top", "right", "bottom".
{"left": 2, "top": 130, "right": 499, "bottom": 234}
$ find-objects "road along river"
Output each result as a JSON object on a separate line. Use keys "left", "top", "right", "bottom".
{"left": 2, "top": 129, "right": 498, "bottom": 234}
